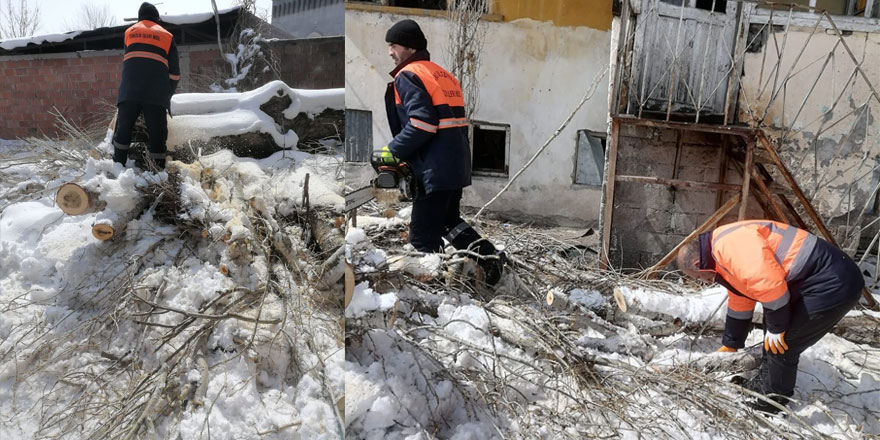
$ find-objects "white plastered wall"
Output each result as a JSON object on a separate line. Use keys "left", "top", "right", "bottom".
{"left": 345, "top": 10, "right": 611, "bottom": 226}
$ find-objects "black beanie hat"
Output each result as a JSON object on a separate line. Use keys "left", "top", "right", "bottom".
{"left": 138, "top": 2, "right": 160, "bottom": 22}
{"left": 385, "top": 19, "right": 427, "bottom": 51}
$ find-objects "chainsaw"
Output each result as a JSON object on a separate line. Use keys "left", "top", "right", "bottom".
{"left": 344, "top": 152, "right": 415, "bottom": 212}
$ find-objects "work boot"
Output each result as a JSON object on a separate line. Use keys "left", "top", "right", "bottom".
{"left": 478, "top": 251, "right": 505, "bottom": 286}
{"left": 112, "top": 139, "right": 130, "bottom": 166}
{"left": 730, "top": 374, "right": 761, "bottom": 393}
{"left": 747, "top": 394, "right": 789, "bottom": 415}
{"left": 112, "top": 147, "right": 128, "bottom": 166}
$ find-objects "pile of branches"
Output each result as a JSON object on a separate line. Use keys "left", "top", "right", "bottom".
{"left": 346, "top": 211, "right": 877, "bottom": 438}
{"left": 0, "top": 135, "right": 344, "bottom": 438}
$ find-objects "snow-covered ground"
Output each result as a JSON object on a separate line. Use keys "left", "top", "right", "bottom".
{"left": 345, "top": 208, "right": 880, "bottom": 439}
{"left": 0, "top": 135, "right": 344, "bottom": 439}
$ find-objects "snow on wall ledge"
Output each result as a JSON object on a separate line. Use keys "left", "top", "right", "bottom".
{"left": 168, "top": 80, "right": 344, "bottom": 150}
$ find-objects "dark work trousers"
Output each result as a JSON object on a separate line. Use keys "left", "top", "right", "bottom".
{"left": 759, "top": 239, "right": 865, "bottom": 397}
{"left": 410, "top": 188, "right": 493, "bottom": 255}
{"left": 759, "top": 290, "right": 862, "bottom": 397}
{"left": 113, "top": 101, "right": 168, "bottom": 168}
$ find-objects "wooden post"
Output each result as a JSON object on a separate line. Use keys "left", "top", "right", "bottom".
{"left": 57, "top": 183, "right": 105, "bottom": 215}
{"left": 644, "top": 193, "right": 741, "bottom": 278}
{"left": 738, "top": 140, "right": 754, "bottom": 220}
{"left": 757, "top": 132, "right": 878, "bottom": 309}
{"left": 599, "top": 119, "right": 621, "bottom": 270}
{"left": 748, "top": 166, "right": 788, "bottom": 222}
{"left": 716, "top": 136, "right": 731, "bottom": 209}
{"left": 778, "top": 195, "right": 809, "bottom": 230}
{"left": 671, "top": 130, "right": 684, "bottom": 203}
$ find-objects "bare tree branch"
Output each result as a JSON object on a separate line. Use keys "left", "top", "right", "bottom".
{"left": 1, "top": 0, "right": 41, "bottom": 39}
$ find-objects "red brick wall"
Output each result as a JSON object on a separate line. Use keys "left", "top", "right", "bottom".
{"left": 0, "top": 54, "right": 122, "bottom": 138}
{"left": 0, "top": 37, "right": 343, "bottom": 139}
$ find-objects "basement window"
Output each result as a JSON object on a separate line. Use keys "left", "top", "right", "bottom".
{"left": 470, "top": 121, "right": 509, "bottom": 177}
{"left": 574, "top": 130, "right": 606, "bottom": 186}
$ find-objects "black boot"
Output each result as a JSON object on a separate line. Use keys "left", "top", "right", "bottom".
{"left": 731, "top": 374, "right": 761, "bottom": 393}
{"left": 747, "top": 394, "right": 789, "bottom": 415}
{"left": 478, "top": 250, "right": 504, "bottom": 286}
{"left": 446, "top": 222, "right": 504, "bottom": 286}
{"left": 112, "top": 141, "right": 129, "bottom": 166}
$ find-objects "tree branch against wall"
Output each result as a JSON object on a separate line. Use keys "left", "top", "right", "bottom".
{"left": 0, "top": 0, "right": 41, "bottom": 39}
{"left": 446, "top": 0, "right": 488, "bottom": 119}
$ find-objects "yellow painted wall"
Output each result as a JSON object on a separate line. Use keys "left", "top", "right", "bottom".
{"left": 492, "top": 0, "right": 612, "bottom": 30}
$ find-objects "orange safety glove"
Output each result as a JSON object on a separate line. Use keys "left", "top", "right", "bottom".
{"left": 764, "top": 331, "right": 788, "bottom": 355}
{"left": 717, "top": 346, "right": 738, "bottom": 353}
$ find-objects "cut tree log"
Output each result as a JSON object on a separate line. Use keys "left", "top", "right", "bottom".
{"left": 91, "top": 193, "right": 149, "bottom": 242}
{"left": 93, "top": 210, "right": 133, "bottom": 241}
{"left": 57, "top": 183, "right": 105, "bottom": 215}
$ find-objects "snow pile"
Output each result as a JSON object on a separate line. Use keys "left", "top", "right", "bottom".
{"left": 345, "top": 213, "right": 880, "bottom": 439}
{"left": 168, "top": 80, "right": 344, "bottom": 150}
{"left": 0, "top": 140, "right": 344, "bottom": 439}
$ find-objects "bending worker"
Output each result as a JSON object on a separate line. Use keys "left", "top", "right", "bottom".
{"left": 112, "top": 2, "right": 180, "bottom": 171}
{"left": 676, "top": 220, "right": 864, "bottom": 413}
{"left": 378, "top": 19, "right": 503, "bottom": 285}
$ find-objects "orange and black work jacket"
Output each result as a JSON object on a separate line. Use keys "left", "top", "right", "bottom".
{"left": 385, "top": 50, "right": 471, "bottom": 196}
{"left": 118, "top": 20, "right": 180, "bottom": 109}
{"left": 698, "top": 220, "right": 863, "bottom": 348}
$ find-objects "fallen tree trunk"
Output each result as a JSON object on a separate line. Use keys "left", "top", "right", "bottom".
{"left": 613, "top": 289, "right": 880, "bottom": 346}
{"left": 57, "top": 183, "right": 105, "bottom": 215}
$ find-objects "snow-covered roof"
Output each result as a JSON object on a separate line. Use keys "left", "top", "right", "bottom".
{"left": 0, "top": 6, "right": 269, "bottom": 55}
{"left": 0, "top": 31, "right": 83, "bottom": 51}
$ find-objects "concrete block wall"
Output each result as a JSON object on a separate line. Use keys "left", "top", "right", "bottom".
{"left": 607, "top": 124, "right": 763, "bottom": 270}
{"left": 0, "top": 37, "right": 343, "bottom": 139}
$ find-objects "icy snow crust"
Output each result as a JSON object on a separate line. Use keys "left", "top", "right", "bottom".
{"left": 168, "top": 80, "right": 344, "bottom": 150}
{"left": 0, "top": 142, "right": 344, "bottom": 439}
{"left": 345, "top": 213, "right": 880, "bottom": 439}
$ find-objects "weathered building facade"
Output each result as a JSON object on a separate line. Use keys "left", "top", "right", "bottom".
{"left": 344, "top": 0, "right": 613, "bottom": 225}
{"left": 603, "top": 0, "right": 880, "bottom": 270}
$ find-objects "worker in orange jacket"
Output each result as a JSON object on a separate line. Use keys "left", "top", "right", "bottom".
{"left": 677, "top": 220, "right": 864, "bottom": 413}
{"left": 112, "top": 2, "right": 180, "bottom": 171}
{"left": 380, "top": 19, "right": 503, "bottom": 285}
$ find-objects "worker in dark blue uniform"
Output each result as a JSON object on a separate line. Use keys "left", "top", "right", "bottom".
{"left": 381, "top": 19, "right": 503, "bottom": 285}
{"left": 112, "top": 2, "right": 180, "bottom": 171}
{"left": 677, "top": 220, "right": 864, "bottom": 413}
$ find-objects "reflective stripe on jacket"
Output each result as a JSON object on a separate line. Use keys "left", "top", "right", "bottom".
{"left": 702, "top": 220, "right": 863, "bottom": 348}
{"left": 384, "top": 50, "right": 471, "bottom": 195}
{"left": 118, "top": 20, "right": 180, "bottom": 109}
{"left": 713, "top": 220, "right": 817, "bottom": 324}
